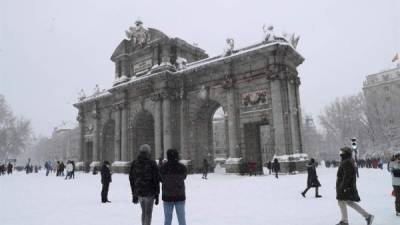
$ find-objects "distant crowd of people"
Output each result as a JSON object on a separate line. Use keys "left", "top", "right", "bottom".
{"left": 0, "top": 162, "right": 13, "bottom": 175}
{"left": 44, "top": 160, "right": 75, "bottom": 179}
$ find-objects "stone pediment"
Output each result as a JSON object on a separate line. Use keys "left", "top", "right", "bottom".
{"left": 111, "top": 27, "right": 169, "bottom": 61}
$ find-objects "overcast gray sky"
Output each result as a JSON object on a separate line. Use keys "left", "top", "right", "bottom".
{"left": 1, "top": 0, "right": 399, "bottom": 136}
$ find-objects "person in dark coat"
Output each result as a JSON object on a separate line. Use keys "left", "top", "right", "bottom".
{"left": 267, "top": 161, "right": 272, "bottom": 175}
{"left": 100, "top": 161, "right": 112, "bottom": 203}
{"left": 60, "top": 161, "right": 65, "bottom": 176}
{"left": 129, "top": 144, "right": 160, "bottom": 225}
{"left": 272, "top": 158, "right": 280, "bottom": 179}
{"left": 160, "top": 149, "right": 187, "bottom": 225}
{"left": 7, "top": 162, "right": 13, "bottom": 174}
{"left": 301, "top": 158, "right": 322, "bottom": 198}
{"left": 336, "top": 147, "right": 374, "bottom": 225}
{"left": 202, "top": 158, "right": 209, "bottom": 179}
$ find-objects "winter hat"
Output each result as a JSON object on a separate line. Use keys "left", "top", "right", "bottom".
{"left": 167, "top": 149, "right": 179, "bottom": 162}
{"left": 340, "top": 147, "right": 352, "bottom": 158}
{"left": 139, "top": 144, "right": 151, "bottom": 154}
{"left": 103, "top": 160, "right": 110, "bottom": 165}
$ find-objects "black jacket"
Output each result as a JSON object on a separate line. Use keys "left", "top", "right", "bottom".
{"left": 160, "top": 161, "right": 187, "bottom": 202}
{"left": 272, "top": 161, "right": 280, "bottom": 172}
{"left": 100, "top": 165, "right": 112, "bottom": 184}
{"left": 129, "top": 154, "right": 160, "bottom": 198}
{"left": 307, "top": 163, "right": 321, "bottom": 188}
{"left": 336, "top": 159, "right": 360, "bottom": 202}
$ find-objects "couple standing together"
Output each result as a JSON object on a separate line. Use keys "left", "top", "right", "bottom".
{"left": 130, "top": 144, "right": 187, "bottom": 225}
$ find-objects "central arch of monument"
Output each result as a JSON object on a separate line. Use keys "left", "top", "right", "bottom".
{"left": 74, "top": 21, "right": 305, "bottom": 173}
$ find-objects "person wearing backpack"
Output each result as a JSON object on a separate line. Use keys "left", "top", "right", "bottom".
{"left": 389, "top": 151, "right": 400, "bottom": 216}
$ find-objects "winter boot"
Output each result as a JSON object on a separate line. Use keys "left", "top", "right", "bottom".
{"left": 315, "top": 187, "right": 322, "bottom": 198}
{"left": 366, "top": 214, "right": 374, "bottom": 225}
{"left": 335, "top": 222, "right": 349, "bottom": 225}
{"left": 301, "top": 192, "right": 306, "bottom": 198}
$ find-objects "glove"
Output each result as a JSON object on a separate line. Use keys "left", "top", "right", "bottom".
{"left": 132, "top": 196, "right": 138, "bottom": 204}
{"left": 155, "top": 195, "right": 159, "bottom": 205}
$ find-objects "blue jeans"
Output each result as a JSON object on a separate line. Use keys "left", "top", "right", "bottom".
{"left": 163, "top": 201, "right": 186, "bottom": 225}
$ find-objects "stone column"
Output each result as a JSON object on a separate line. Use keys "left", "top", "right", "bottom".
{"left": 77, "top": 110, "right": 85, "bottom": 162}
{"left": 115, "top": 61, "right": 121, "bottom": 79}
{"left": 161, "top": 45, "right": 171, "bottom": 65}
{"left": 180, "top": 90, "right": 189, "bottom": 160}
{"left": 92, "top": 112, "right": 100, "bottom": 162}
{"left": 121, "top": 59, "right": 130, "bottom": 77}
{"left": 114, "top": 106, "right": 121, "bottom": 161}
{"left": 226, "top": 88, "right": 239, "bottom": 158}
{"left": 294, "top": 77, "right": 303, "bottom": 153}
{"left": 270, "top": 78, "right": 287, "bottom": 156}
{"left": 121, "top": 103, "right": 128, "bottom": 161}
{"left": 152, "top": 94, "right": 163, "bottom": 160}
{"left": 162, "top": 95, "right": 172, "bottom": 158}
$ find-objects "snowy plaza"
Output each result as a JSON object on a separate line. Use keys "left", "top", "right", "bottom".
{"left": 0, "top": 167, "right": 397, "bottom": 225}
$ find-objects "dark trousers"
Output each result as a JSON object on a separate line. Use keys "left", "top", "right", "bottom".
{"left": 394, "top": 185, "right": 400, "bottom": 213}
{"left": 303, "top": 186, "right": 319, "bottom": 196}
{"left": 101, "top": 182, "right": 110, "bottom": 202}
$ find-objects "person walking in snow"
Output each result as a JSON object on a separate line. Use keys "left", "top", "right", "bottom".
{"left": 59, "top": 161, "right": 65, "bottom": 176}
{"left": 267, "top": 161, "right": 272, "bottom": 175}
{"left": 335, "top": 147, "right": 374, "bottom": 225}
{"left": 7, "top": 162, "right": 13, "bottom": 175}
{"left": 56, "top": 161, "right": 60, "bottom": 176}
{"left": 129, "top": 144, "right": 160, "bottom": 225}
{"left": 45, "top": 161, "right": 51, "bottom": 176}
{"left": 100, "top": 160, "right": 112, "bottom": 203}
{"left": 160, "top": 149, "right": 187, "bottom": 225}
{"left": 301, "top": 158, "right": 322, "bottom": 198}
{"left": 272, "top": 158, "right": 280, "bottom": 179}
{"left": 65, "top": 161, "right": 73, "bottom": 179}
{"left": 202, "top": 158, "right": 209, "bottom": 179}
{"left": 71, "top": 161, "right": 75, "bottom": 179}
{"left": 388, "top": 151, "right": 400, "bottom": 216}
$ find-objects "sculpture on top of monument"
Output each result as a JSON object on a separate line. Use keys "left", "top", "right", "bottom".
{"left": 93, "top": 84, "right": 100, "bottom": 95}
{"left": 176, "top": 57, "right": 188, "bottom": 70}
{"left": 78, "top": 89, "right": 86, "bottom": 101}
{"left": 263, "top": 24, "right": 276, "bottom": 42}
{"left": 224, "top": 38, "right": 235, "bottom": 56}
{"left": 262, "top": 24, "right": 300, "bottom": 49}
{"left": 125, "top": 19, "right": 150, "bottom": 48}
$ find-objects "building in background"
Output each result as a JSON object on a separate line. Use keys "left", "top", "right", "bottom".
{"left": 302, "top": 115, "right": 324, "bottom": 160}
{"left": 363, "top": 64, "right": 400, "bottom": 155}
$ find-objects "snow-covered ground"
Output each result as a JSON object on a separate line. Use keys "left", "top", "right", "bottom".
{"left": 0, "top": 168, "right": 397, "bottom": 225}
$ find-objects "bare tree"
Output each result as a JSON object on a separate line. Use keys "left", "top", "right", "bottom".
{"left": 0, "top": 95, "right": 32, "bottom": 159}
{"left": 318, "top": 93, "right": 373, "bottom": 159}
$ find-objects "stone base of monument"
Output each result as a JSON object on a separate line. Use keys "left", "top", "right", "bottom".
{"left": 90, "top": 161, "right": 101, "bottom": 172}
{"left": 180, "top": 160, "right": 193, "bottom": 174}
{"left": 225, "top": 158, "right": 242, "bottom": 173}
{"left": 111, "top": 161, "right": 131, "bottom": 173}
{"left": 273, "top": 153, "right": 309, "bottom": 174}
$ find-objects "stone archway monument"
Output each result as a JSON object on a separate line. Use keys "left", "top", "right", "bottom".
{"left": 74, "top": 20, "right": 305, "bottom": 173}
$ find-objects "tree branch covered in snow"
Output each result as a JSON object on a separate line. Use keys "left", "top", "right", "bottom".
{"left": 0, "top": 94, "right": 32, "bottom": 159}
